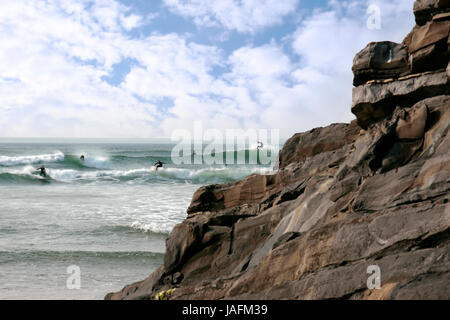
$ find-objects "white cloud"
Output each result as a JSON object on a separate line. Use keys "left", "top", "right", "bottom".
{"left": 0, "top": 0, "right": 160, "bottom": 138}
{"left": 122, "top": 35, "right": 223, "bottom": 99}
{"left": 120, "top": 14, "right": 143, "bottom": 31}
{"left": 0, "top": 0, "right": 416, "bottom": 139}
{"left": 181, "top": 0, "right": 415, "bottom": 138}
{"left": 292, "top": 0, "right": 414, "bottom": 73}
{"left": 163, "top": 0, "right": 299, "bottom": 33}
{"left": 227, "top": 44, "right": 292, "bottom": 78}
{"left": 275, "top": 0, "right": 415, "bottom": 134}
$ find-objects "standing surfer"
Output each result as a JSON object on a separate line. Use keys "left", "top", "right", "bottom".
{"left": 154, "top": 160, "right": 164, "bottom": 171}
{"left": 37, "top": 165, "right": 47, "bottom": 177}
{"left": 80, "top": 155, "right": 85, "bottom": 161}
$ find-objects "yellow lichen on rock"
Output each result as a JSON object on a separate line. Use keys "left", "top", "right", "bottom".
{"left": 154, "top": 288, "right": 176, "bottom": 300}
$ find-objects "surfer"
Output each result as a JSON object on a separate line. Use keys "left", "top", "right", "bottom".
{"left": 37, "top": 165, "right": 47, "bottom": 177}
{"left": 154, "top": 160, "right": 164, "bottom": 171}
{"left": 80, "top": 155, "right": 85, "bottom": 161}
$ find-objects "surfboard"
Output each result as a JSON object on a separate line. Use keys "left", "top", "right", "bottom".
{"left": 33, "top": 171, "right": 51, "bottom": 182}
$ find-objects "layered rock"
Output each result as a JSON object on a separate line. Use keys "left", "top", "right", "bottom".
{"left": 414, "top": 0, "right": 450, "bottom": 25}
{"left": 352, "top": 1, "right": 449, "bottom": 129}
{"left": 408, "top": 19, "right": 449, "bottom": 73}
{"left": 352, "top": 42, "right": 409, "bottom": 86}
{"left": 106, "top": 2, "right": 450, "bottom": 300}
{"left": 351, "top": 70, "right": 449, "bottom": 129}
{"left": 107, "top": 94, "right": 449, "bottom": 300}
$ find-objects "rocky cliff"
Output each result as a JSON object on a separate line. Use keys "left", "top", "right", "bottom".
{"left": 106, "top": 1, "right": 450, "bottom": 300}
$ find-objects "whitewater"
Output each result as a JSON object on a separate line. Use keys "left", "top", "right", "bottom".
{"left": 0, "top": 140, "right": 276, "bottom": 299}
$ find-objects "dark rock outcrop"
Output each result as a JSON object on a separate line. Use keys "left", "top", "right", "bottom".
{"left": 351, "top": 70, "right": 449, "bottom": 129}
{"left": 409, "top": 20, "right": 449, "bottom": 73}
{"left": 414, "top": 0, "right": 450, "bottom": 26}
{"left": 352, "top": 42, "right": 409, "bottom": 87}
{"left": 106, "top": 2, "right": 449, "bottom": 300}
{"left": 352, "top": 1, "right": 449, "bottom": 129}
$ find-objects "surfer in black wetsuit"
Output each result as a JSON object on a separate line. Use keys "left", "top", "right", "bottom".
{"left": 154, "top": 160, "right": 164, "bottom": 170}
{"left": 37, "top": 165, "right": 47, "bottom": 177}
{"left": 80, "top": 155, "right": 85, "bottom": 161}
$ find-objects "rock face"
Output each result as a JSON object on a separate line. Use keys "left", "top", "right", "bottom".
{"left": 414, "top": 0, "right": 450, "bottom": 25}
{"left": 352, "top": 42, "right": 409, "bottom": 86}
{"left": 409, "top": 20, "right": 449, "bottom": 73}
{"left": 351, "top": 71, "right": 449, "bottom": 129}
{"left": 106, "top": 2, "right": 450, "bottom": 300}
{"left": 352, "top": 1, "right": 449, "bottom": 129}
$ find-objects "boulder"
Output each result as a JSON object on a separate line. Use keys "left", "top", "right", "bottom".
{"left": 414, "top": 0, "right": 450, "bottom": 25}
{"left": 352, "top": 41, "right": 409, "bottom": 86}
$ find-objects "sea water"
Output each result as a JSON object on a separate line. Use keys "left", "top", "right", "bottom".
{"left": 0, "top": 139, "right": 275, "bottom": 299}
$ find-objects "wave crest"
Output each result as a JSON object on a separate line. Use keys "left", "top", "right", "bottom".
{"left": 130, "top": 221, "right": 175, "bottom": 234}
{"left": 0, "top": 165, "right": 274, "bottom": 185}
{"left": 0, "top": 152, "right": 64, "bottom": 166}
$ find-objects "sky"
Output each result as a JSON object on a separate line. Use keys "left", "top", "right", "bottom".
{"left": 0, "top": 0, "right": 416, "bottom": 139}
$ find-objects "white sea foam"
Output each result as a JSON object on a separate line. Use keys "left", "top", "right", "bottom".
{"left": 158, "top": 166, "right": 274, "bottom": 182}
{"left": 82, "top": 156, "right": 111, "bottom": 169}
{"left": 0, "top": 152, "right": 64, "bottom": 166}
{"left": 1, "top": 165, "right": 48, "bottom": 180}
{"left": 2, "top": 164, "right": 274, "bottom": 184}
{"left": 62, "top": 166, "right": 272, "bottom": 182}
{"left": 46, "top": 169, "right": 86, "bottom": 181}
{"left": 130, "top": 221, "right": 174, "bottom": 234}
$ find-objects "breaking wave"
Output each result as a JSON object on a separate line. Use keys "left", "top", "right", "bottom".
{"left": 0, "top": 152, "right": 64, "bottom": 167}
{"left": 0, "top": 166, "right": 274, "bottom": 185}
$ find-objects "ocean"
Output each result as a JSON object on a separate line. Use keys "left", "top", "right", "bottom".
{"left": 0, "top": 139, "right": 276, "bottom": 299}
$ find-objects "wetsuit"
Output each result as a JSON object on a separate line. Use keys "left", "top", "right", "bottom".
{"left": 39, "top": 167, "right": 47, "bottom": 177}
